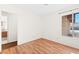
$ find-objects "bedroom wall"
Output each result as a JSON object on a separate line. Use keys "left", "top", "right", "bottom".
{"left": 0, "top": 5, "right": 42, "bottom": 50}
{"left": 8, "top": 13, "right": 17, "bottom": 42}
{"left": 41, "top": 6, "right": 79, "bottom": 49}
{"left": 17, "top": 12, "right": 42, "bottom": 45}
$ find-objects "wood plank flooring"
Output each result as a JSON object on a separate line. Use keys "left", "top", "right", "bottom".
{"left": 1, "top": 38, "right": 79, "bottom": 54}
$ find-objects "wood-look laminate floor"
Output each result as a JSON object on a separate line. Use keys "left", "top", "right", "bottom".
{"left": 1, "top": 38, "right": 79, "bottom": 54}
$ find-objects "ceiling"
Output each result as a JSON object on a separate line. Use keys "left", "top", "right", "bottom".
{"left": 18, "top": 4, "right": 79, "bottom": 16}
{"left": 1, "top": 4, "right": 79, "bottom": 16}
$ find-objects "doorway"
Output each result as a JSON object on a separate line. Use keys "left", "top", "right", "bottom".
{"left": 1, "top": 11, "right": 17, "bottom": 50}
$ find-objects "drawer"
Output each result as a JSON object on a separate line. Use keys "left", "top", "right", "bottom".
{"left": 2, "top": 32, "right": 7, "bottom": 37}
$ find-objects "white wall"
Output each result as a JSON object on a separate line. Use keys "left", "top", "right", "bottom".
{"left": 8, "top": 13, "right": 17, "bottom": 42}
{"left": 18, "top": 12, "right": 42, "bottom": 45}
{"left": 42, "top": 7, "right": 79, "bottom": 49}
{"left": 0, "top": 5, "right": 42, "bottom": 52}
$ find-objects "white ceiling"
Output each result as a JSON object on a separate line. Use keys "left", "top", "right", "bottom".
{"left": 26, "top": 4, "right": 78, "bottom": 15}
{"left": 1, "top": 4, "right": 79, "bottom": 16}
{"left": 18, "top": 4, "right": 79, "bottom": 15}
